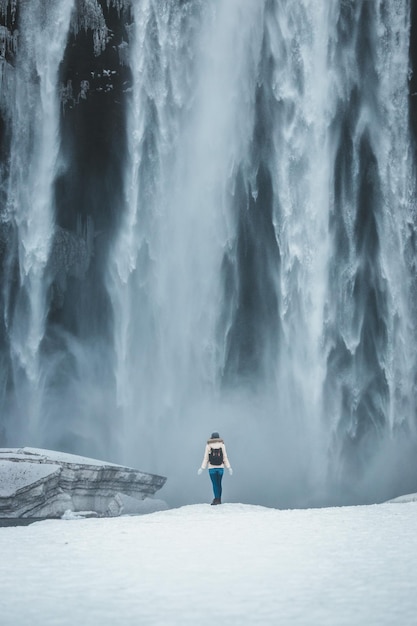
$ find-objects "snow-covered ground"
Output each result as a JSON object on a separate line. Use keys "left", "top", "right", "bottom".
{"left": 1, "top": 501, "right": 416, "bottom": 625}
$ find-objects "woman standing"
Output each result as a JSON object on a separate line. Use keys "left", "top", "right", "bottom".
{"left": 198, "top": 432, "right": 233, "bottom": 505}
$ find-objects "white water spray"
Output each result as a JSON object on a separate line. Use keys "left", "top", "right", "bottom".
{"left": 106, "top": 0, "right": 417, "bottom": 505}
{"left": 3, "top": 0, "right": 74, "bottom": 440}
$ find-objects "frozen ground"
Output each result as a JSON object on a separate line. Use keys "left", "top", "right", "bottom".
{"left": 0, "top": 501, "right": 416, "bottom": 625}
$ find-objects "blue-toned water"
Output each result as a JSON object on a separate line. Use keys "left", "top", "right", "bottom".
{"left": 0, "top": 0, "right": 416, "bottom": 506}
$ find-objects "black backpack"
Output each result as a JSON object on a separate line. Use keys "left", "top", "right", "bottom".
{"left": 208, "top": 447, "right": 223, "bottom": 466}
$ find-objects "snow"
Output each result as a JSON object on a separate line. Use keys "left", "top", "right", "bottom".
{"left": 0, "top": 461, "right": 59, "bottom": 497}
{"left": 5, "top": 447, "right": 124, "bottom": 467}
{"left": 387, "top": 492, "right": 417, "bottom": 504}
{"left": 1, "top": 501, "right": 416, "bottom": 625}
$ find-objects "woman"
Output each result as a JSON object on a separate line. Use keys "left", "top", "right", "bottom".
{"left": 198, "top": 432, "right": 233, "bottom": 505}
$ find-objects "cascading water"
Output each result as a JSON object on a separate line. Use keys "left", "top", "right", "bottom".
{"left": 0, "top": 0, "right": 75, "bottom": 442}
{"left": 323, "top": 1, "right": 417, "bottom": 501}
{"left": 0, "top": 0, "right": 416, "bottom": 507}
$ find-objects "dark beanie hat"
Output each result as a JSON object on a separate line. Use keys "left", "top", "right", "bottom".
{"left": 211, "top": 432, "right": 220, "bottom": 439}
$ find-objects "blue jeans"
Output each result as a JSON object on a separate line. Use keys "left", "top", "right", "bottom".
{"left": 209, "top": 468, "right": 224, "bottom": 500}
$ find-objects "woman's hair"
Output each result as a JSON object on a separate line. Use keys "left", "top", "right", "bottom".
{"left": 211, "top": 432, "right": 220, "bottom": 439}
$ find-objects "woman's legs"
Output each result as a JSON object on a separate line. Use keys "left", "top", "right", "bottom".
{"left": 209, "top": 468, "right": 224, "bottom": 502}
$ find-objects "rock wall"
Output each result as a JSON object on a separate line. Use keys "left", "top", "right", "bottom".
{"left": 0, "top": 448, "right": 167, "bottom": 518}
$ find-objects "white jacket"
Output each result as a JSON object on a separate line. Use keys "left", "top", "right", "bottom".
{"left": 201, "top": 438, "right": 231, "bottom": 470}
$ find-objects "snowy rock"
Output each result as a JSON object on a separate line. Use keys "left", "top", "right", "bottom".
{"left": 116, "top": 494, "right": 168, "bottom": 515}
{"left": 0, "top": 447, "right": 166, "bottom": 518}
{"left": 386, "top": 492, "right": 417, "bottom": 504}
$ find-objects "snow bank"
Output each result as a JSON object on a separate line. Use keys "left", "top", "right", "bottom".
{"left": 387, "top": 492, "right": 417, "bottom": 504}
{"left": 0, "top": 502, "right": 416, "bottom": 625}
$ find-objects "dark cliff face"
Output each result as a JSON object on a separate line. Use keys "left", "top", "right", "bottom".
{"left": 52, "top": 1, "right": 132, "bottom": 338}
{"left": 409, "top": 1, "right": 417, "bottom": 146}
{"left": 57, "top": 1, "right": 132, "bottom": 233}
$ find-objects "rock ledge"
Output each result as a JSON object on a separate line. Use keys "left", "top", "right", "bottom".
{"left": 0, "top": 447, "right": 166, "bottom": 518}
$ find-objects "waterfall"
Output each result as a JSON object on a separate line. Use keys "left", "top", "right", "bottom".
{"left": 1, "top": 0, "right": 75, "bottom": 442}
{"left": 0, "top": 0, "right": 416, "bottom": 507}
{"left": 323, "top": 1, "right": 417, "bottom": 500}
